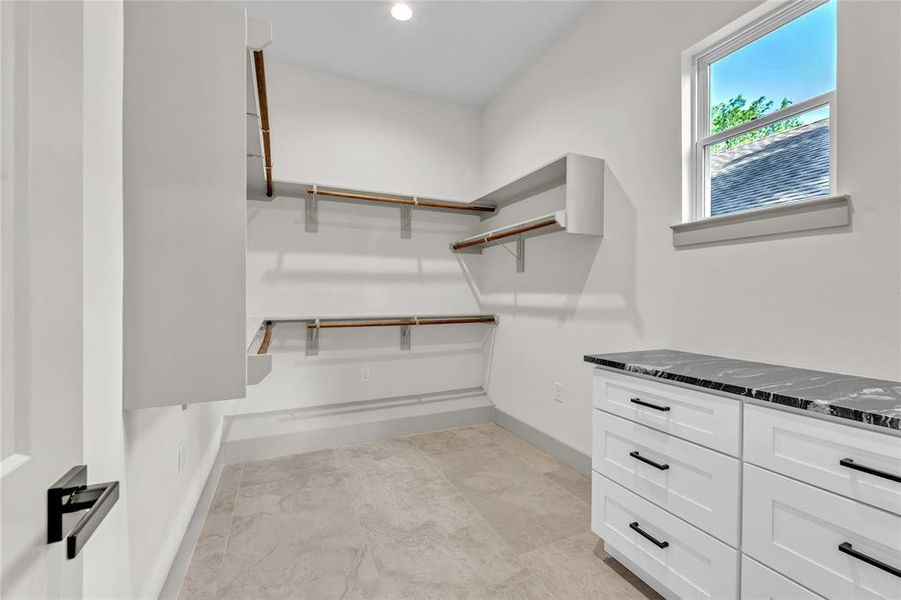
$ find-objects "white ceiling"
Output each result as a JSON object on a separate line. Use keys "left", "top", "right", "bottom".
{"left": 245, "top": 1, "right": 593, "bottom": 106}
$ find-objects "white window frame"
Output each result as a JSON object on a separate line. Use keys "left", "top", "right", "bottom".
{"left": 684, "top": 0, "right": 837, "bottom": 222}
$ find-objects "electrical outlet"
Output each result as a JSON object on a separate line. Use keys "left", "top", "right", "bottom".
{"left": 554, "top": 382, "right": 564, "bottom": 403}
{"left": 177, "top": 441, "right": 186, "bottom": 476}
{"left": 361, "top": 367, "right": 371, "bottom": 383}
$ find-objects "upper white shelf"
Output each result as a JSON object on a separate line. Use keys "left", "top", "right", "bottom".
{"left": 450, "top": 153, "right": 605, "bottom": 265}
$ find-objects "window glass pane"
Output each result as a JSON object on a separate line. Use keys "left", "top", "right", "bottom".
{"left": 708, "top": 107, "right": 829, "bottom": 216}
{"left": 709, "top": 0, "right": 836, "bottom": 133}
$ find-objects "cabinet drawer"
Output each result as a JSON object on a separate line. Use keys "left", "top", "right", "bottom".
{"left": 743, "top": 464, "right": 901, "bottom": 600}
{"left": 591, "top": 472, "right": 739, "bottom": 599}
{"left": 744, "top": 404, "right": 901, "bottom": 515}
{"left": 593, "top": 370, "right": 740, "bottom": 455}
{"left": 741, "top": 555, "right": 824, "bottom": 600}
{"left": 592, "top": 410, "right": 740, "bottom": 546}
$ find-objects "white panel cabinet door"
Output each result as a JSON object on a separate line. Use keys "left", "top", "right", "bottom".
{"left": 744, "top": 403, "right": 901, "bottom": 515}
{"left": 123, "top": 1, "right": 247, "bottom": 409}
{"left": 592, "top": 473, "right": 739, "bottom": 599}
{"left": 593, "top": 370, "right": 741, "bottom": 456}
{"left": 743, "top": 464, "right": 901, "bottom": 600}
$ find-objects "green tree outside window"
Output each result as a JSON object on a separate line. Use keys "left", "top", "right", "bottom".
{"left": 710, "top": 95, "right": 802, "bottom": 153}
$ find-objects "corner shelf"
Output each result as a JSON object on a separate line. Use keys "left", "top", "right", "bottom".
{"left": 449, "top": 153, "right": 604, "bottom": 271}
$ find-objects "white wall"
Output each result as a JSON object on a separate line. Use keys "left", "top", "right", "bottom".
{"left": 82, "top": 3, "right": 239, "bottom": 598}
{"left": 242, "top": 62, "right": 487, "bottom": 415}
{"left": 478, "top": 0, "right": 901, "bottom": 454}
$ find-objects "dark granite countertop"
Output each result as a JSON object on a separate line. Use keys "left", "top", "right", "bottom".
{"left": 584, "top": 349, "right": 901, "bottom": 432}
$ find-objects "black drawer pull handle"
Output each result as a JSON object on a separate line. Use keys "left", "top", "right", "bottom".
{"left": 629, "top": 397, "right": 670, "bottom": 412}
{"left": 839, "top": 458, "right": 901, "bottom": 484}
{"left": 838, "top": 542, "right": 901, "bottom": 578}
{"left": 630, "top": 451, "right": 670, "bottom": 471}
{"left": 629, "top": 521, "right": 669, "bottom": 549}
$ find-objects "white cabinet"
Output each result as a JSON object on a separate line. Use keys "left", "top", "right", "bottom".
{"left": 592, "top": 410, "right": 740, "bottom": 545}
{"left": 590, "top": 367, "right": 901, "bottom": 600}
{"left": 592, "top": 473, "right": 739, "bottom": 600}
{"left": 743, "top": 464, "right": 901, "bottom": 600}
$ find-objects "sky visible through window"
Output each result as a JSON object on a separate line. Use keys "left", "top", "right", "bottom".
{"left": 710, "top": 0, "right": 836, "bottom": 129}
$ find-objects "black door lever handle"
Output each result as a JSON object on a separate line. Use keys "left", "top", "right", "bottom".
{"left": 48, "top": 465, "right": 119, "bottom": 559}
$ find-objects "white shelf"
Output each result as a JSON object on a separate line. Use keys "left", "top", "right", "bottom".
{"left": 450, "top": 153, "right": 605, "bottom": 269}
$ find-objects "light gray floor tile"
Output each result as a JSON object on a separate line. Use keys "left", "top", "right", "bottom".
{"left": 359, "top": 492, "right": 544, "bottom": 600}
{"left": 544, "top": 464, "right": 591, "bottom": 505}
{"left": 471, "top": 423, "right": 564, "bottom": 474}
{"left": 430, "top": 444, "right": 590, "bottom": 553}
{"left": 218, "top": 476, "right": 377, "bottom": 599}
{"left": 404, "top": 426, "right": 495, "bottom": 456}
{"left": 239, "top": 448, "right": 346, "bottom": 488}
{"left": 179, "top": 425, "right": 655, "bottom": 600}
{"left": 519, "top": 532, "right": 661, "bottom": 600}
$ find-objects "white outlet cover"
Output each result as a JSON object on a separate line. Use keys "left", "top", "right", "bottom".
{"left": 361, "top": 368, "right": 371, "bottom": 382}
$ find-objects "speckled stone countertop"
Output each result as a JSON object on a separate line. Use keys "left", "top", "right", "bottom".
{"left": 584, "top": 349, "right": 901, "bottom": 432}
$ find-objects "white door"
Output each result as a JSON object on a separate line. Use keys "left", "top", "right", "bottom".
{"left": 1, "top": 1, "right": 98, "bottom": 597}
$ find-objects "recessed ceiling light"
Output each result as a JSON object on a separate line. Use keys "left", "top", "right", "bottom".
{"left": 390, "top": 2, "right": 413, "bottom": 22}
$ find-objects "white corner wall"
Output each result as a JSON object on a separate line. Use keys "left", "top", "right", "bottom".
{"left": 478, "top": 0, "right": 901, "bottom": 454}
{"left": 240, "top": 63, "right": 487, "bottom": 419}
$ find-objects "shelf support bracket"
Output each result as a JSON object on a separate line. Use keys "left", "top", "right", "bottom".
{"left": 305, "top": 185, "right": 319, "bottom": 233}
{"left": 400, "top": 322, "right": 411, "bottom": 350}
{"left": 306, "top": 319, "right": 320, "bottom": 356}
{"left": 516, "top": 236, "right": 525, "bottom": 273}
{"left": 400, "top": 202, "right": 412, "bottom": 239}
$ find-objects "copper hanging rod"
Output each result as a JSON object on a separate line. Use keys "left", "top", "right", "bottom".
{"left": 306, "top": 187, "right": 495, "bottom": 213}
{"left": 257, "top": 320, "right": 274, "bottom": 354}
{"left": 305, "top": 316, "right": 497, "bottom": 329}
{"left": 452, "top": 216, "right": 559, "bottom": 251}
{"left": 253, "top": 50, "right": 273, "bottom": 197}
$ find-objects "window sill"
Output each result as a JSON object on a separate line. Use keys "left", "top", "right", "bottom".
{"left": 671, "top": 195, "right": 850, "bottom": 248}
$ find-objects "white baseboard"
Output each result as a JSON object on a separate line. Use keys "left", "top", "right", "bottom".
{"left": 221, "top": 389, "right": 494, "bottom": 464}
{"left": 157, "top": 448, "right": 225, "bottom": 600}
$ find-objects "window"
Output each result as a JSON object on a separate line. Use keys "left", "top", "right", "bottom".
{"left": 687, "top": 0, "right": 836, "bottom": 220}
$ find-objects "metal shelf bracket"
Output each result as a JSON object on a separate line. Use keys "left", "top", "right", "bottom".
{"left": 306, "top": 318, "right": 320, "bottom": 355}
{"left": 401, "top": 202, "right": 412, "bottom": 239}
{"left": 305, "top": 185, "right": 319, "bottom": 233}
{"left": 400, "top": 321, "right": 412, "bottom": 350}
{"left": 501, "top": 236, "right": 526, "bottom": 273}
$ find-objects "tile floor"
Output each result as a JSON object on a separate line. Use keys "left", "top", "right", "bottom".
{"left": 178, "top": 423, "right": 660, "bottom": 600}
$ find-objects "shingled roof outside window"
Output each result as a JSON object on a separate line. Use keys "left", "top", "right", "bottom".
{"left": 709, "top": 118, "right": 830, "bottom": 217}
